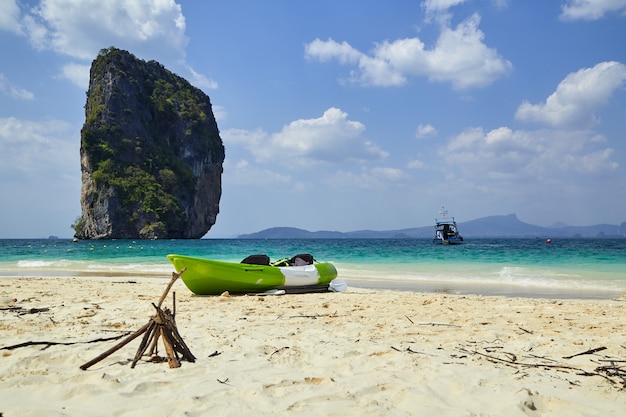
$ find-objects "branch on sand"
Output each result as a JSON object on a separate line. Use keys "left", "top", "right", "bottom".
{"left": 1, "top": 334, "right": 130, "bottom": 351}
{"left": 457, "top": 345, "right": 625, "bottom": 390}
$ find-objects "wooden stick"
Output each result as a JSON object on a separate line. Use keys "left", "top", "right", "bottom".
{"left": 79, "top": 322, "right": 151, "bottom": 370}
{"left": 131, "top": 320, "right": 158, "bottom": 368}
{"left": 157, "top": 269, "right": 185, "bottom": 308}
{"left": 146, "top": 325, "right": 161, "bottom": 357}
{"left": 160, "top": 326, "right": 181, "bottom": 368}
{"left": 2, "top": 333, "right": 129, "bottom": 351}
{"left": 563, "top": 346, "right": 607, "bottom": 359}
{"left": 172, "top": 291, "right": 176, "bottom": 318}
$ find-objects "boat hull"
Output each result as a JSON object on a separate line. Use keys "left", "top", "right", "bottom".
{"left": 433, "top": 237, "right": 463, "bottom": 245}
{"left": 167, "top": 254, "right": 338, "bottom": 295}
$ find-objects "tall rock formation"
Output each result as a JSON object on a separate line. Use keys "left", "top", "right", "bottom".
{"left": 75, "top": 47, "right": 224, "bottom": 239}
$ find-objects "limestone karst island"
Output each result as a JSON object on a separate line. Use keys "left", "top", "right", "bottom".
{"left": 73, "top": 47, "right": 224, "bottom": 240}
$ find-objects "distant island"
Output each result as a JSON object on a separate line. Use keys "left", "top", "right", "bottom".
{"left": 237, "top": 214, "right": 626, "bottom": 239}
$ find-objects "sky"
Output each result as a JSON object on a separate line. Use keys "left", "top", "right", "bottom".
{"left": 1, "top": 0, "right": 625, "bottom": 238}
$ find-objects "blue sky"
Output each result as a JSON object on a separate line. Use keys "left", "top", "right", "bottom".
{"left": 1, "top": 0, "right": 625, "bottom": 238}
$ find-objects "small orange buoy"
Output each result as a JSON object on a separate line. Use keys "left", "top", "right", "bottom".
{"left": 546, "top": 238, "right": 552, "bottom": 243}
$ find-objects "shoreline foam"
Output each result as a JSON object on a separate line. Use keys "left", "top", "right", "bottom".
{"left": 2, "top": 269, "right": 625, "bottom": 300}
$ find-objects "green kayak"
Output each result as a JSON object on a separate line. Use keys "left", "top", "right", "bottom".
{"left": 167, "top": 254, "right": 338, "bottom": 295}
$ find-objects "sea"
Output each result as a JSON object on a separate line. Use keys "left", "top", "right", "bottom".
{"left": 0, "top": 238, "right": 624, "bottom": 299}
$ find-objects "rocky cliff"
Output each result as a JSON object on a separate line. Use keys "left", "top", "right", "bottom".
{"left": 75, "top": 47, "right": 224, "bottom": 239}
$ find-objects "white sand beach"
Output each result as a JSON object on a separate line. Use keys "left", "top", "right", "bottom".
{"left": 1, "top": 275, "right": 625, "bottom": 416}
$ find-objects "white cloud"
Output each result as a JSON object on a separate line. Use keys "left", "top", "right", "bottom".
{"left": 422, "top": 0, "right": 466, "bottom": 13}
{"left": 0, "top": 117, "right": 77, "bottom": 178}
{"left": 407, "top": 159, "right": 426, "bottom": 169}
{"left": 222, "top": 127, "right": 267, "bottom": 150}
{"left": 0, "top": 117, "right": 81, "bottom": 238}
{"left": 16, "top": 0, "right": 216, "bottom": 90}
{"left": 421, "top": 0, "right": 466, "bottom": 24}
{"left": 491, "top": 0, "right": 510, "bottom": 9}
{"left": 326, "top": 166, "right": 409, "bottom": 190}
{"left": 220, "top": 109, "right": 397, "bottom": 192}
{"left": 9, "top": 86, "right": 34, "bottom": 100}
{"left": 25, "top": 0, "right": 188, "bottom": 61}
{"left": 211, "top": 105, "right": 227, "bottom": 122}
{"left": 560, "top": 0, "right": 626, "bottom": 21}
{"left": 441, "top": 126, "right": 618, "bottom": 185}
{"left": 186, "top": 65, "right": 218, "bottom": 90}
{"left": 0, "top": 0, "right": 22, "bottom": 35}
{"left": 223, "top": 158, "right": 292, "bottom": 187}
{"left": 305, "top": 14, "right": 511, "bottom": 89}
{"left": 515, "top": 61, "right": 626, "bottom": 128}
{"left": 60, "top": 63, "right": 91, "bottom": 90}
{"left": 0, "top": 74, "right": 35, "bottom": 100}
{"left": 421, "top": 0, "right": 509, "bottom": 23}
{"left": 371, "top": 167, "right": 409, "bottom": 182}
{"left": 304, "top": 38, "right": 362, "bottom": 65}
{"left": 224, "top": 108, "right": 388, "bottom": 167}
{"left": 416, "top": 123, "right": 437, "bottom": 138}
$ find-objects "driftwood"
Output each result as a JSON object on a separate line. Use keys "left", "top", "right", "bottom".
{"left": 457, "top": 345, "right": 626, "bottom": 390}
{"left": 1, "top": 333, "right": 130, "bottom": 351}
{"left": 80, "top": 269, "right": 195, "bottom": 370}
{"left": 562, "top": 346, "right": 607, "bottom": 359}
{"left": 0, "top": 307, "right": 51, "bottom": 315}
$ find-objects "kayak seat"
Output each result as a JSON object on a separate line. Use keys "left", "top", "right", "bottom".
{"left": 271, "top": 253, "right": 316, "bottom": 267}
{"left": 290, "top": 253, "right": 315, "bottom": 265}
{"left": 240, "top": 254, "right": 270, "bottom": 265}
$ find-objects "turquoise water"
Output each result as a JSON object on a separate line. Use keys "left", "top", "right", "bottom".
{"left": 1, "top": 238, "right": 624, "bottom": 298}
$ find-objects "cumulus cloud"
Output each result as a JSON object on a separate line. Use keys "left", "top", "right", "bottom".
{"left": 560, "top": 0, "right": 626, "bottom": 21}
{"left": 223, "top": 108, "right": 388, "bottom": 167}
{"left": 24, "top": 0, "right": 188, "bottom": 61}
{"left": 515, "top": 61, "right": 626, "bottom": 128}
{"left": 441, "top": 126, "right": 618, "bottom": 185}
{"left": 305, "top": 39, "right": 362, "bottom": 65}
{"left": 415, "top": 123, "right": 437, "bottom": 138}
{"left": 0, "top": 0, "right": 22, "bottom": 34}
{"left": 305, "top": 14, "right": 511, "bottom": 89}
{"left": 13, "top": 0, "right": 216, "bottom": 90}
{"left": 220, "top": 109, "right": 397, "bottom": 191}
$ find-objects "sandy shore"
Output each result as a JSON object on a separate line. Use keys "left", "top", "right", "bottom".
{"left": 1, "top": 275, "right": 625, "bottom": 416}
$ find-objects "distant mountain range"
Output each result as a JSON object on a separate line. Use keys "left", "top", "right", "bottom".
{"left": 237, "top": 214, "right": 626, "bottom": 239}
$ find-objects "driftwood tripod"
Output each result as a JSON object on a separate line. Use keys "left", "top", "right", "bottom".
{"left": 80, "top": 269, "right": 195, "bottom": 370}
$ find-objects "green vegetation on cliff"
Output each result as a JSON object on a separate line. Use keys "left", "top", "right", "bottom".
{"left": 77, "top": 47, "right": 224, "bottom": 239}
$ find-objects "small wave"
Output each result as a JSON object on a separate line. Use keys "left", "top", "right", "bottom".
{"left": 10, "top": 259, "right": 173, "bottom": 277}
{"left": 334, "top": 263, "right": 625, "bottom": 293}
{"left": 494, "top": 266, "right": 623, "bottom": 291}
{"left": 85, "top": 262, "right": 173, "bottom": 274}
{"left": 17, "top": 260, "right": 72, "bottom": 268}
